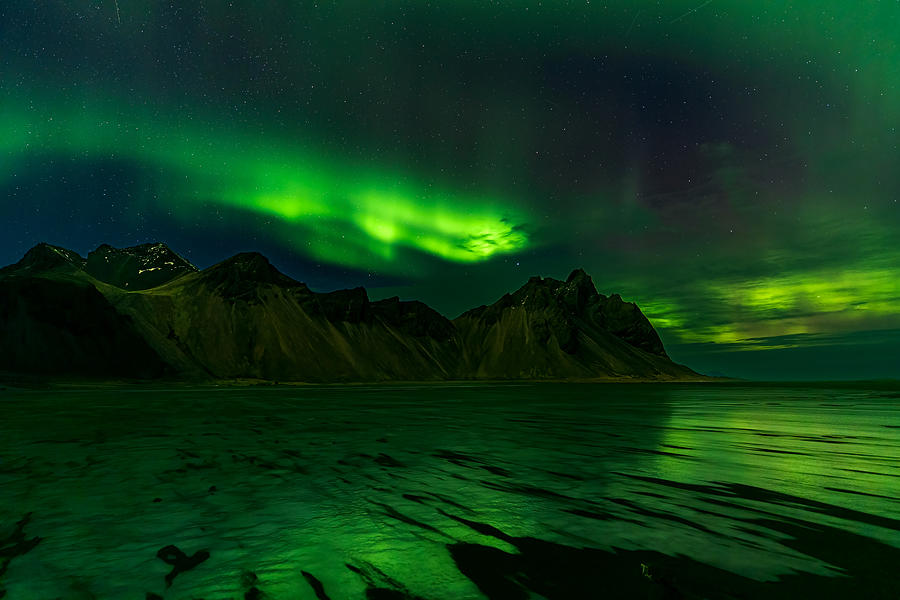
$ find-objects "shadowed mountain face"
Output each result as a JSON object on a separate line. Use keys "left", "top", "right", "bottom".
{"left": 0, "top": 242, "right": 86, "bottom": 276}
{"left": 453, "top": 269, "right": 688, "bottom": 379}
{"left": 112, "top": 252, "right": 463, "bottom": 381}
{"left": 0, "top": 276, "right": 167, "bottom": 378}
{"left": 0, "top": 243, "right": 701, "bottom": 381}
{"left": 199, "top": 252, "right": 307, "bottom": 302}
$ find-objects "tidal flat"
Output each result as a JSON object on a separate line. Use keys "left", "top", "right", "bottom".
{"left": 1, "top": 383, "right": 898, "bottom": 599}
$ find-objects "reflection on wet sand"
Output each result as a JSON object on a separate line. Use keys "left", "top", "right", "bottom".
{"left": 0, "top": 383, "right": 898, "bottom": 598}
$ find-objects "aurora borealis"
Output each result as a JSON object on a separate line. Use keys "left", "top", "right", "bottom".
{"left": 2, "top": 2, "right": 899, "bottom": 379}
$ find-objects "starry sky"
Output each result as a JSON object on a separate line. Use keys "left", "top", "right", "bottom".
{"left": 2, "top": 1, "right": 899, "bottom": 380}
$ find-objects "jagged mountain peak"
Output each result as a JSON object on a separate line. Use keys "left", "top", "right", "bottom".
{"left": 565, "top": 268, "right": 597, "bottom": 293}
{"left": 216, "top": 251, "right": 273, "bottom": 268}
{"left": 566, "top": 267, "right": 589, "bottom": 282}
{"left": 24, "top": 243, "right": 85, "bottom": 268}
{"left": 559, "top": 268, "right": 600, "bottom": 314}
{"left": 91, "top": 241, "right": 170, "bottom": 254}
{"left": 0, "top": 243, "right": 85, "bottom": 276}
{"left": 514, "top": 274, "right": 557, "bottom": 294}
{"left": 205, "top": 252, "right": 285, "bottom": 281}
{"left": 506, "top": 270, "right": 600, "bottom": 315}
{"left": 457, "top": 268, "right": 669, "bottom": 359}
{"left": 84, "top": 242, "right": 197, "bottom": 290}
{"left": 200, "top": 252, "right": 308, "bottom": 302}
{"left": 89, "top": 242, "right": 195, "bottom": 268}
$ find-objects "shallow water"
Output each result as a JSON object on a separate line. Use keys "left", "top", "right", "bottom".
{"left": 1, "top": 383, "right": 899, "bottom": 599}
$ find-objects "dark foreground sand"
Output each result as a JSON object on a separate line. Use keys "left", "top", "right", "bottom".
{"left": 1, "top": 382, "right": 898, "bottom": 599}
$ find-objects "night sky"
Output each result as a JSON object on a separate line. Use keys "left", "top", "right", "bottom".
{"left": 2, "top": 2, "right": 899, "bottom": 380}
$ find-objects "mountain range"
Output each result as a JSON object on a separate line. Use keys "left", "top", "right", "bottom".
{"left": 0, "top": 242, "right": 704, "bottom": 382}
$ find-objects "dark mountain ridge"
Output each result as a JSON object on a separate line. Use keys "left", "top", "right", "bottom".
{"left": 0, "top": 242, "right": 703, "bottom": 382}
{"left": 0, "top": 242, "right": 86, "bottom": 275}
{"left": 84, "top": 242, "right": 197, "bottom": 290}
{"left": 454, "top": 269, "right": 682, "bottom": 379}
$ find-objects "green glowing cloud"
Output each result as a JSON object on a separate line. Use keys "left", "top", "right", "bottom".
{"left": 1, "top": 92, "right": 530, "bottom": 270}
{"left": 646, "top": 267, "right": 900, "bottom": 350}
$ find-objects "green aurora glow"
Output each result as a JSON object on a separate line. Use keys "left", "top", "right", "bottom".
{"left": 1, "top": 95, "right": 529, "bottom": 270}
{"left": 3, "top": 1, "right": 900, "bottom": 378}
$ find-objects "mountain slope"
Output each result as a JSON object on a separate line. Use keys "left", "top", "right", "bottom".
{"left": 453, "top": 269, "right": 695, "bottom": 379}
{"left": 0, "top": 243, "right": 86, "bottom": 277}
{"left": 0, "top": 276, "right": 168, "bottom": 378}
{"left": 108, "top": 253, "right": 462, "bottom": 381}
{"left": 0, "top": 243, "right": 701, "bottom": 382}
{"left": 84, "top": 242, "right": 197, "bottom": 290}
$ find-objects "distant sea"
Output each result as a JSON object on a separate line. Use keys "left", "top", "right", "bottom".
{"left": 1, "top": 382, "right": 898, "bottom": 599}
